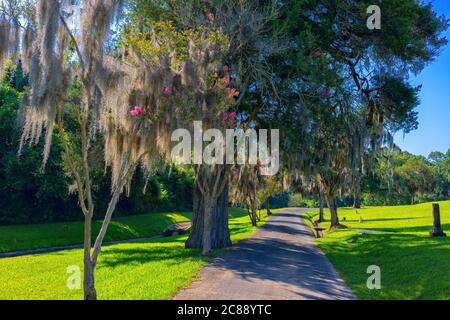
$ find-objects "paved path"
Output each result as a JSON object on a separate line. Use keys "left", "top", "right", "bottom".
{"left": 175, "top": 209, "right": 356, "bottom": 300}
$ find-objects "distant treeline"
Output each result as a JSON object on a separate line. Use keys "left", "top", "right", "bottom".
{"left": 288, "top": 148, "right": 450, "bottom": 208}
{"left": 360, "top": 148, "right": 450, "bottom": 206}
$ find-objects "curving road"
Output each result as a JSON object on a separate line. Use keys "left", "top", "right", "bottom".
{"left": 174, "top": 209, "right": 356, "bottom": 300}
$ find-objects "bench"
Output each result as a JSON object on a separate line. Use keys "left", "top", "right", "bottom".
{"left": 163, "top": 222, "right": 192, "bottom": 237}
{"left": 313, "top": 226, "right": 326, "bottom": 238}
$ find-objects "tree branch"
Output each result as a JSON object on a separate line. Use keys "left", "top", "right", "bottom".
{"left": 56, "top": 105, "right": 89, "bottom": 216}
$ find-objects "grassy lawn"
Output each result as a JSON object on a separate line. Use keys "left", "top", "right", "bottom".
{"left": 0, "top": 211, "right": 192, "bottom": 253}
{"left": 0, "top": 208, "right": 285, "bottom": 300}
{"left": 304, "top": 201, "right": 450, "bottom": 300}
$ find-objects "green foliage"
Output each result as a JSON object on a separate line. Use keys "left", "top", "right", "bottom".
{"left": 288, "top": 193, "right": 303, "bottom": 207}
{"left": 288, "top": 193, "right": 319, "bottom": 208}
{"left": 267, "top": 0, "right": 448, "bottom": 214}
{"left": 119, "top": 166, "right": 195, "bottom": 214}
{"left": 264, "top": 191, "right": 290, "bottom": 209}
{"left": 361, "top": 150, "right": 450, "bottom": 206}
{"left": 122, "top": 19, "right": 228, "bottom": 69}
{"left": 395, "top": 157, "right": 434, "bottom": 203}
{"left": 0, "top": 64, "right": 77, "bottom": 224}
{"left": 258, "top": 177, "right": 282, "bottom": 204}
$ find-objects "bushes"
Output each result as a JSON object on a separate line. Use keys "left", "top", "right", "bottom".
{"left": 0, "top": 72, "right": 78, "bottom": 224}
{"left": 288, "top": 193, "right": 320, "bottom": 208}
{"left": 114, "top": 167, "right": 194, "bottom": 216}
{"left": 266, "top": 191, "right": 290, "bottom": 209}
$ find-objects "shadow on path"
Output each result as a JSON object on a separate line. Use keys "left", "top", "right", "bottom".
{"left": 175, "top": 209, "right": 356, "bottom": 300}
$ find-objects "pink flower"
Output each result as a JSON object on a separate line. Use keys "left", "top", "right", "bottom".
{"left": 223, "top": 65, "right": 230, "bottom": 73}
{"left": 130, "top": 106, "right": 146, "bottom": 117}
{"left": 230, "top": 88, "right": 240, "bottom": 97}
{"left": 225, "top": 88, "right": 232, "bottom": 94}
{"left": 222, "top": 112, "right": 237, "bottom": 121}
{"left": 224, "top": 75, "right": 231, "bottom": 85}
{"left": 324, "top": 88, "right": 331, "bottom": 98}
{"left": 164, "top": 86, "right": 173, "bottom": 95}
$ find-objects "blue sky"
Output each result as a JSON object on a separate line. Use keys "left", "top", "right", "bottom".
{"left": 394, "top": 0, "right": 450, "bottom": 157}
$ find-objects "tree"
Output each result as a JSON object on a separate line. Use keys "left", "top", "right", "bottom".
{"left": 360, "top": 149, "right": 450, "bottom": 206}
{"left": 258, "top": 176, "right": 282, "bottom": 216}
{"left": 428, "top": 150, "right": 450, "bottom": 199}
{"left": 396, "top": 157, "right": 434, "bottom": 204}
{"left": 3, "top": 0, "right": 176, "bottom": 300}
{"left": 124, "top": 0, "right": 283, "bottom": 254}
{"left": 266, "top": 0, "right": 447, "bottom": 228}
{"left": 230, "top": 165, "right": 262, "bottom": 227}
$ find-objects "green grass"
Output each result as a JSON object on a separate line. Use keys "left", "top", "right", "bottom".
{"left": 0, "top": 211, "right": 192, "bottom": 253}
{"left": 0, "top": 208, "right": 285, "bottom": 300}
{"left": 304, "top": 201, "right": 450, "bottom": 300}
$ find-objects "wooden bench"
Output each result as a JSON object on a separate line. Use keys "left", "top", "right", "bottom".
{"left": 313, "top": 226, "right": 326, "bottom": 238}
{"left": 163, "top": 222, "right": 192, "bottom": 237}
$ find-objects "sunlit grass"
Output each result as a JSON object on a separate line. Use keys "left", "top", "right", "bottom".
{"left": 0, "top": 208, "right": 285, "bottom": 300}
{"left": 304, "top": 201, "right": 450, "bottom": 300}
{"left": 0, "top": 211, "right": 192, "bottom": 253}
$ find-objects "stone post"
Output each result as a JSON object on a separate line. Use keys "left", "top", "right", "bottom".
{"left": 430, "top": 204, "right": 446, "bottom": 237}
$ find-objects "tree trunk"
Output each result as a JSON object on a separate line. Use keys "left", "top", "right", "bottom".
{"left": 266, "top": 198, "right": 272, "bottom": 216}
{"left": 202, "top": 196, "right": 215, "bottom": 255}
{"left": 84, "top": 259, "right": 96, "bottom": 300}
{"left": 317, "top": 193, "right": 325, "bottom": 223}
{"left": 83, "top": 214, "right": 96, "bottom": 300}
{"left": 256, "top": 208, "right": 262, "bottom": 222}
{"left": 325, "top": 193, "right": 346, "bottom": 230}
{"left": 185, "top": 183, "right": 232, "bottom": 250}
{"left": 248, "top": 208, "right": 258, "bottom": 227}
{"left": 353, "top": 172, "right": 362, "bottom": 209}
{"left": 353, "top": 185, "right": 361, "bottom": 209}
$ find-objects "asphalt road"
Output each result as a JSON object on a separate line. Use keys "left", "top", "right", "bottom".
{"left": 174, "top": 209, "right": 356, "bottom": 300}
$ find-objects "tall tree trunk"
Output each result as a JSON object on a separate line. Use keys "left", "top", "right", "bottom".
{"left": 185, "top": 183, "right": 232, "bottom": 250}
{"left": 353, "top": 194, "right": 361, "bottom": 209}
{"left": 353, "top": 180, "right": 362, "bottom": 209}
{"left": 83, "top": 214, "right": 96, "bottom": 300}
{"left": 202, "top": 196, "right": 216, "bottom": 255}
{"left": 317, "top": 193, "right": 325, "bottom": 223}
{"left": 266, "top": 198, "right": 272, "bottom": 216}
{"left": 248, "top": 209, "right": 257, "bottom": 227}
{"left": 325, "top": 193, "right": 346, "bottom": 229}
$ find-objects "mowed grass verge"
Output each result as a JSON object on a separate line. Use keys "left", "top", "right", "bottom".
{"left": 303, "top": 201, "right": 450, "bottom": 300}
{"left": 0, "top": 208, "right": 285, "bottom": 300}
{"left": 0, "top": 211, "right": 192, "bottom": 253}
